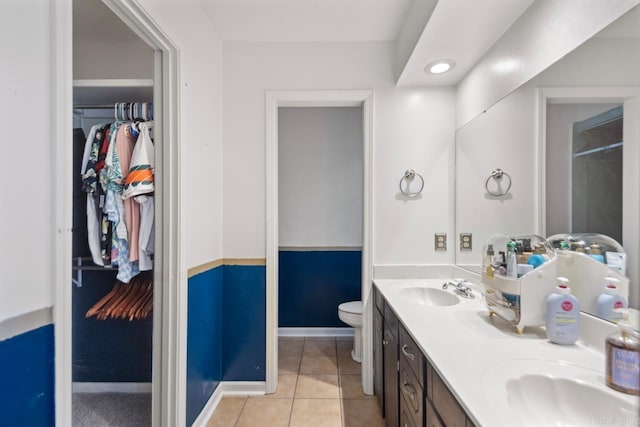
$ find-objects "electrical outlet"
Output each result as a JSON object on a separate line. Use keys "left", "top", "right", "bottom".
{"left": 435, "top": 233, "right": 447, "bottom": 251}
{"left": 460, "top": 233, "right": 472, "bottom": 251}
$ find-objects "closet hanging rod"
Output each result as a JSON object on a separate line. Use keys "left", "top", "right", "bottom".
{"left": 73, "top": 104, "right": 117, "bottom": 109}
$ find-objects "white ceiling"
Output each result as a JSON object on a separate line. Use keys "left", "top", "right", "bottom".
{"left": 595, "top": 5, "right": 640, "bottom": 38}
{"left": 396, "top": 0, "right": 535, "bottom": 86}
{"left": 201, "top": 0, "right": 413, "bottom": 42}
{"left": 83, "top": 0, "right": 636, "bottom": 88}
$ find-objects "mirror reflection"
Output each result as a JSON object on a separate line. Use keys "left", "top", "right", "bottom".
{"left": 455, "top": 6, "right": 640, "bottom": 323}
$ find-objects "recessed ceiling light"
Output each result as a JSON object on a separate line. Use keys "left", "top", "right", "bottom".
{"left": 425, "top": 59, "right": 456, "bottom": 75}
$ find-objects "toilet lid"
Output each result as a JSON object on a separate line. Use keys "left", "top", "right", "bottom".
{"left": 339, "top": 301, "right": 362, "bottom": 314}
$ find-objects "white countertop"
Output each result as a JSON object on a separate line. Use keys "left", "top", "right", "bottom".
{"left": 374, "top": 278, "right": 640, "bottom": 427}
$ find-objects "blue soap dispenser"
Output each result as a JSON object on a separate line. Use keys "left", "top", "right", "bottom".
{"left": 545, "top": 277, "right": 580, "bottom": 345}
{"left": 597, "top": 277, "right": 627, "bottom": 322}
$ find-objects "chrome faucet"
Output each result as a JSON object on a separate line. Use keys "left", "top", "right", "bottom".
{"left": 442, "top": 279, "right": 475, "bottom": 299}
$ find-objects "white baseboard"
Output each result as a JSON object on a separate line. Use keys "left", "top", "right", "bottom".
{"left": 278, "top": 327, "right": 354, "bottom": 337}
{"left": 191, "top": 384, "right": 224, "bottom": 427}
{"left": 72, "top": 382, "right": 152, "bottom": 394}
{"left": 191, "top": 381, "right": 265, "bottom": 427}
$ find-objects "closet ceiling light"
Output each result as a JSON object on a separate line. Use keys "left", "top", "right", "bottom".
{"left": 425, "top": 59, "right": 456, "bottom": 74}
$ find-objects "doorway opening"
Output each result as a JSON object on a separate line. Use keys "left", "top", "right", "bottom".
{"left": 53, "top": 0, "right": 181, "bottom": 425}
{"left": 265, "top": 91, "right": 374, "bottom": 396}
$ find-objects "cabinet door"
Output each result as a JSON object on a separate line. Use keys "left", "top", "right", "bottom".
{"left": 374, "top": 306, "right": 385, "bottom": 415}
{"left": 383, "top": 323, "right": 399, "bottom": 427}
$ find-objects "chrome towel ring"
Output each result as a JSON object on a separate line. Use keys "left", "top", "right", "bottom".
{"left": 485, "top": 168, "right": 512, "bottom": 197}
{"left": 399, "top": 169, "right": 424, "bottom": 198}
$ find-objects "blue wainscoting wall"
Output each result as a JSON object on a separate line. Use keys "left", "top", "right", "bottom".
{"left": 0, "top": 324, "right": 54, "bottom": 426}
{"left": 222, "top": 265, "right": 266, "bottom": 381}
{"left": 186, "top": 266, "right": 223, "bottom": 427}
{"left": 279, "top": 250, "right": 362, "bottom": 327}
{"left": 186, "top": 262, "right": 266, "bottom": 426}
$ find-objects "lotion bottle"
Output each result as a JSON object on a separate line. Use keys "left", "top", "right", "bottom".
{"left": 597, "top": 278, "right": 627, "bottom": 323}
{"left": 606, "top": 309, "right": 640, "bottom": 395}
{"left": 545, "top": 277, "right": 580, "bottom": 345}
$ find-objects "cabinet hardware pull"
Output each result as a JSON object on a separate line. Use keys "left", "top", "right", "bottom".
{"left": 402, "top": 381, "right": 417, "bottom": 401}
{"left": 401, "top": 344, "right": 416, "bottom": 361}
{"left": 382, "top": 340, "right": 389, "bottom": 346}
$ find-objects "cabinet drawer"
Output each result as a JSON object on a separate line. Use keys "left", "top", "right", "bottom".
{"left": 374, "top": 285, "right": 384, "bottom": 314}
{"left": 399, "top": 356, "right": 423, "bottom": 424}
{"left": 432, "top": 369, "right": 466, "bottom": 427}
{"left": 399, "top": 325, "right": 423, "bottom": 387}
{"left": 425, "top": 399, "right": 443, "bottom": 427}
{"left": 384, "top": 301, "right": 399, "bottom": 338}
{"left": 400, "top": 393, "right": 420, "bottom": 427}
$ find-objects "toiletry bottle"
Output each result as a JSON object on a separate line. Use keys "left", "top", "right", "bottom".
{"left": 527, "top": 245, "right": 546, "bottom": 269}
{"left": 506, "top": 241, "right": 517, "bottom": 279}
{"left": 606, "top": 309, "right": 640, "bottom": 395}
{"left": 589, "top": 244, "right": 605, "bottom": 263}
{"left": 597, "top": 278, "right": 627, "bottom": 322}
{"left": 545, "top": 278, "right": 580, "bottom": 345}
{"left": 484, "top": 244, "right": 495, "bottom": 278}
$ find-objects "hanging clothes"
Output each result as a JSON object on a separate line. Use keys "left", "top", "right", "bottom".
{"left": 80, "top": 115, "right": 155, "bottom": 283}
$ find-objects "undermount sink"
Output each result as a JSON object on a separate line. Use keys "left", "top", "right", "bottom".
{"left": 507, "top": 375, "right": 637, "bottom": 426}
{"left": 485, "top": 360, "right": 639, "bottom": 427}
{"left": 399, "top": 287, "right": 459, "bottom": 307}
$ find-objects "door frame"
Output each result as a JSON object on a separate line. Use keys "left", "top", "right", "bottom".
{"left": 537, "top": 86, "right": 640, "bottom": 297}
{"left": 265, "top": 90, "right": 374, "bottom": 394}
{"left": 51, "top": 0, "right": 183, "bottom": 425}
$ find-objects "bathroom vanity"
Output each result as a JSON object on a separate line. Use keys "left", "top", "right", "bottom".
{"left": 372, "top": 277, "right": 640, "bottom": 427}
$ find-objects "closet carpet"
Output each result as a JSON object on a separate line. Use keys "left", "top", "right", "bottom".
{"left": 73, "top": 392, "right": 151, "bottom": 427}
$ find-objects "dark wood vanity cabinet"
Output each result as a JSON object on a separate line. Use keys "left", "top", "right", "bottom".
{"left": 373, "top": 301, "right": 384, "bottom": 415}
{"left": 383, "top": 302, "right": 399, "bottom": 427}
{"left": 373, "top": 285, "right": 475, "bottom": 427}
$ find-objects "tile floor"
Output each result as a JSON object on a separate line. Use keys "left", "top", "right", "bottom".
{"left": 206, "top": 337, "right": 384, "bottom": 427}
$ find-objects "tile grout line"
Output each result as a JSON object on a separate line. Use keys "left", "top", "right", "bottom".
{"left": 231, "top": 396, "right": 249, "bottom": 427}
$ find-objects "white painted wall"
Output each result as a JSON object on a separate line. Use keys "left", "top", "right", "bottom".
{"left": 278, "top": 107, "right": 363, "bottom": 248}
{"left": 223, "top": 42, "right": 456, "bottom": 265}
{"left": 545, "top": 103, "right": 621, "bottom": 237}
{"left": 456, "top": 0, "right": 640, "bottom": 128}
{"left": 455, "top": 35, "right": 640, "bottom": 266}
{"left": 137, "top": 0, "right": 224, "bottom": 269}
{"left": 74, "top": 39, "right": 154, "bottom": 79}
{"left": 0, "top": 0, "right": 53, "bottom": 322}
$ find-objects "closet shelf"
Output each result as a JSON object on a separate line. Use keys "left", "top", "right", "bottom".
{"left": 73, "top": 79, "right": 153, "bottom": 108}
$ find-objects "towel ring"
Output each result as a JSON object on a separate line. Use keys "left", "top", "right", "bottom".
{"left": 485, "top": 168, "right": 512, "bottom": 197}
{"left": 399, "top": 169, "right": 424, "bottom": 198}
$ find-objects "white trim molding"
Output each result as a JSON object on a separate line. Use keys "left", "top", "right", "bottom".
{"left": 278, "top": 327, "right": 355, "bottom": 337}
{"left": 72, "top": 382, "right": 153, "bottom": 394}
{"left": 265, "top": 90, "right": 374, "bottom": 395}
{"left": 53, "top": 1, "right": 182, "bottom": 426}
{"left": 0, "top": 307, "right": 53, "bottom": 342}
{"left": 191, "top": 382, "right": 266, "bottom": 427}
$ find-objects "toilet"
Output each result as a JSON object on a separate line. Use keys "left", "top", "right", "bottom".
{"left": 338, "top": 301, "right": 363, "bottom": 362}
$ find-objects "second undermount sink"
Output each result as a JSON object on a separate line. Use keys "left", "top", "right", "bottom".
{"left": 485, "top": 359, "right": 639, "bottom": 427}
{"left": 399, "top": 287, "right": 460, "bottom": 307}
{"left": 506, "top": 374, "right": 638, "bottom": 426}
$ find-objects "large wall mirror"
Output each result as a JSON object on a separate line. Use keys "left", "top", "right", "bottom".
{"left": 455, "top": 6, "right": 640, "bottom": 322}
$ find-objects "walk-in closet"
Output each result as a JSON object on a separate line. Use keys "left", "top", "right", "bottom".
{"left": 72, "top": 0, "right": 156, "bottom": 425}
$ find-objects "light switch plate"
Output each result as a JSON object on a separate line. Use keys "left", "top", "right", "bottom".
{"left": 460, "top": 233, "right": 472, "bottom": 251}
{"left": 435, "top": 233, "right": 447, "bottom": 251}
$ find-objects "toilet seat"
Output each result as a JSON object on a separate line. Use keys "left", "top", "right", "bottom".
{"left": 338, "top": 301, "right": 363, "bottom": 327}
{"left": 339, "top": 301, "right": 362, "bottom": 314}
{"left": 338, "top": 300, "right": 363, "bottom": 362}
